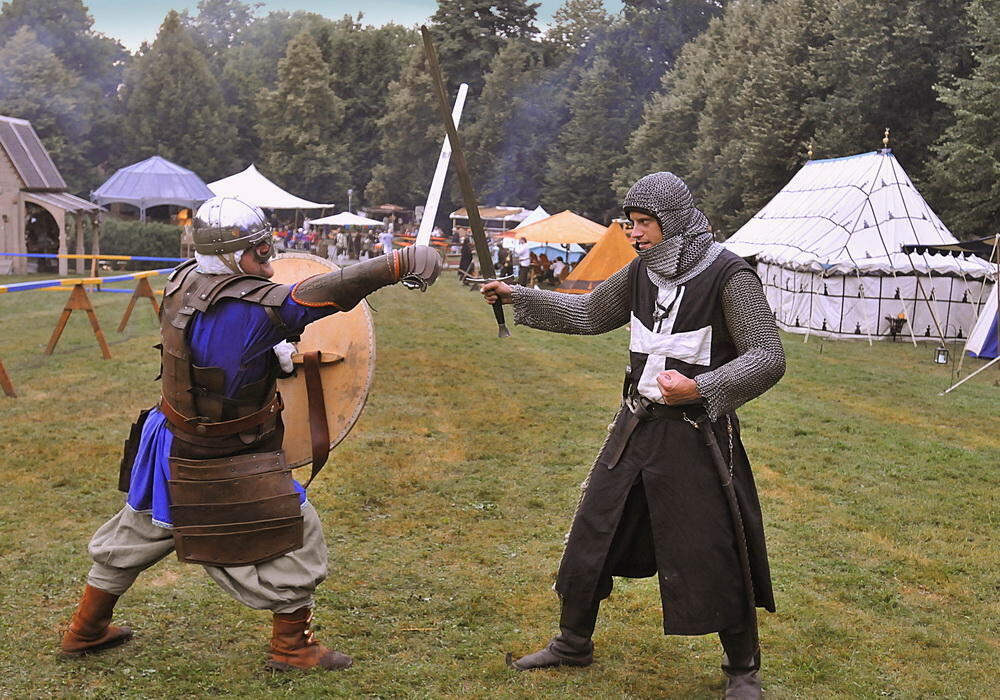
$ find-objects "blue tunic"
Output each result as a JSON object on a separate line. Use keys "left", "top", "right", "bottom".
{"left": 125, "top": 285, "right": 337, "bottom": 527}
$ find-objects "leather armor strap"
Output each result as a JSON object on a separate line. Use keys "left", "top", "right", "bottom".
{"left": 160, "top": 392, "right": 283, "bottom": 437}
{"left": 302, "top": 350, "right": 330, "bottom": 487}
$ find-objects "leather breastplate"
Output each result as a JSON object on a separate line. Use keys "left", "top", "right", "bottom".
{"left": 159, "top": 259, "right": 291, "bottom": 457}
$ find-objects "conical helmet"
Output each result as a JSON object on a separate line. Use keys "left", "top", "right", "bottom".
{"left": 193, "top": 196, "right": 272, "bottom": 255}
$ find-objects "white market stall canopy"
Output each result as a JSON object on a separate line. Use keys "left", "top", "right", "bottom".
{"left": 310, "top": 211, "right": 384, "bottom": 227}
{"left": 208, "top": 164, "right": 333, "bottom": 209}
{"left": 723, "top": 150, "right": 994, "bottom": 341}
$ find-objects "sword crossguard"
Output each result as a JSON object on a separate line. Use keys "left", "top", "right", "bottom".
{"left": 463, "top": 274, "right": 515, "bottom": 285}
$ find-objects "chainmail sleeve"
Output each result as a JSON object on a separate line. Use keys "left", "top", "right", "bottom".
{"left": 694, "top": 269, "right": 786, "bottom": 419}
{"left": 511, "top": 265, "right": 631, "bottom": 335}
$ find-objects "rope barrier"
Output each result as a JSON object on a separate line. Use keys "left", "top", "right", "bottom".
{"left": 0, "top": 268, "right": 173, "bottom": 294}
{"left": 0, "top": 252, "right": 184, "bottom": 262}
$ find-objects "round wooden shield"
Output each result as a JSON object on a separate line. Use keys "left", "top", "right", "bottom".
{"left": 270, "top": 253, "right": 376, "bottom": 468}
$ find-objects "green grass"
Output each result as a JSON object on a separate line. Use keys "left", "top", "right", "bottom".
{"left": 1, "top": 270, "right": 997, "bottom": 699}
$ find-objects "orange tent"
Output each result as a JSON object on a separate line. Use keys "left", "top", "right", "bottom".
{"left": 501, "top": 210, "right": 605, "bottom": 245}
{"left": 556, "top": 222, "right": 636, "bottom": 294}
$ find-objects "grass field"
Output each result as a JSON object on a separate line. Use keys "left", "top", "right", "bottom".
{"left": 0, "top": 268, "right": 997, "bottom": 699}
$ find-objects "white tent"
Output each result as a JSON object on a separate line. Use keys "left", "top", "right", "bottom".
{"left": 724, "top": 150, "right": 994, "bottom": 341}
{"left": 965, "top": 283, "right": 998, "bottom": 359}
{"left": 310, "top": 211, "right": 384, "bottom": 227}
{"left": 208, "top": 164, "right": 333, "bottom": 209}
{"left": 502, "top": 206, "right": 550, "bottom": 250}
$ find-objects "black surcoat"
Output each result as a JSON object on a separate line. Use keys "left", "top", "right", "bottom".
{"left": 554, "top": 250, "right": 775, "bottom": 635}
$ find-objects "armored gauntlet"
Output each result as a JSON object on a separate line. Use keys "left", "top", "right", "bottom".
{"left": 291, "top": 245, "right": 441, "bottom": 310}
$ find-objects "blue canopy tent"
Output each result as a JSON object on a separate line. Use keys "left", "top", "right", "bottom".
{"left": 92, "top": 156, "right": 215, "bottom": 222}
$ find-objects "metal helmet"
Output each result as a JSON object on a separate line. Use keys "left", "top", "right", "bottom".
{"left": 193, "top": 196, "right": 272, "bottom": 255}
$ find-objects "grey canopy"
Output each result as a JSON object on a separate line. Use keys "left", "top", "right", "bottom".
{"left": 92, "top": 155, "right": 215, "bottom": 220}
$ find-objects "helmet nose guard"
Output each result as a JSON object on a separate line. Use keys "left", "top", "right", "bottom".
{"left": 193, "top": 196, "right": 272, "bottom": 255}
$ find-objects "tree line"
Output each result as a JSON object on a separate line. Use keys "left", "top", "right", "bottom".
{"left": 0, "top": 0, "right": 996, "bottom": 238}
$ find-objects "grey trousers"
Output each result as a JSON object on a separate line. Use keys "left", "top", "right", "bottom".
{"left": 86, "top": 502, "right": 329, "bottom": 614}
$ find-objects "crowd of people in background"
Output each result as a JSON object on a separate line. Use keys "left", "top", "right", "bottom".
{"left": 267, "top": 220, "right": 582, "bottom": 288}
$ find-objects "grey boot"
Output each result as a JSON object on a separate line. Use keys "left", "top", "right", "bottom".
{"left": 508, "top": 600, "right": 598, "bottom": 671}
{"left": 719, "top": 622, "right": 761, "bottom": 699}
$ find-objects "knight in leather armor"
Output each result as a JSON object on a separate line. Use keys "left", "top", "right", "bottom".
{"left": 60, "top": 196, "right": 441, "bottom": 672}
{"left": 481, "top": 173, "right": 785, "bottom": 699}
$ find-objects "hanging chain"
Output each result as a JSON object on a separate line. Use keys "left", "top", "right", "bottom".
{"left": 683, "top": 412, "right": 736, "bottom": 479}
{"left": 726, "top": 414, "right": 734, "bottom": 478}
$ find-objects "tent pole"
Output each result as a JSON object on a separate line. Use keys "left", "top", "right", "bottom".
{"left": 939, "top": 355, "right": 1000, "bottom": 395}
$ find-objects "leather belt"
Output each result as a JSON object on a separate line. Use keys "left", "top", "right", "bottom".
{"left": 623, "top": 392, "right": 697, "bottom": 421}
{"left": 160, "top": 392, "right": 283, "bottom": 437}
{"left": 602, "top": 393, "right": 703, "bottom": 470}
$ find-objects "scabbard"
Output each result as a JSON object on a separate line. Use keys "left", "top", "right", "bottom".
{"left": 694, "top": 414, "right": 759, "bottom": 647}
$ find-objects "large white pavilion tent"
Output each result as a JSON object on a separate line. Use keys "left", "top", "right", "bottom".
{"left": 724, "top": 150, "right": 994, "bottom": 342}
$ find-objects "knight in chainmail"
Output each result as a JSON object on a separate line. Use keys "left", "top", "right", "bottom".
{"left": 483, "top": 172, "right": 785, "bottom": 699}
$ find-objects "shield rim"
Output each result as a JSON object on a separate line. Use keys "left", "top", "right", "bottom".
{"left": 272, "top": 251, "right": 376, "bottom": 468}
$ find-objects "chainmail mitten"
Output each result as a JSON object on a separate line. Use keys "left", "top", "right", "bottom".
{"left": 511, "top": 266, "right": 631, "bottom": 334}
{"left": 694, "top": 270, "right": 786, "bottom": 419}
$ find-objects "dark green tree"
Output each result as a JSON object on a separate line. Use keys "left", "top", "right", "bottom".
{"left": 0, "top": 27, "right": 82, "bottom": 176}
{"left": 216, "top": 11, "right": 328, "bottom": 168}
{"left": 184, "top": 0, "right": 262, "bottom": 70}
{"left": 465, "top": 39, "right": 554, "bottom": 206}
{"left": 925, "top": 0, "right": 1000, "bottom": 238}
{"left": 0, "top": 0, "right": 129, "bottom": 190}
{"left": 804, "top": 0, "right": 973, "bottom": 177}
{"left": 547, "top": 0, "right": 611, "bottom": 57}
{"left": 543, "top": 55, "right": 631, "bottom": 221}
{"left": 428, "top": 0, "right": 541, "bottom": 98}
{"left": 258, "top": 29, "right": 347, "bottom": 204}
{"left": 121, "top": 10, "right": 237, "bottom": 181}
{"left": 317, "top": 17, "right": 415, "bottom": 207}
{"left": 367, "top": 45, "right": 444, "bottom": 212}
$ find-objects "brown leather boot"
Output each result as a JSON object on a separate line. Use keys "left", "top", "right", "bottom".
{"left": 60, "top": 585, "right": 133, "bottom": 657}
{"left": 265, "top": 607, "right": 353, "bottom": 672}
{"left": 508, "top": 599, "right": 598, "bottom": 671}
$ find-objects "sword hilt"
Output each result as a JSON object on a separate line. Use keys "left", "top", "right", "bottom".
{"left": 462, "top": 275, "right": 514, "bottom": 337}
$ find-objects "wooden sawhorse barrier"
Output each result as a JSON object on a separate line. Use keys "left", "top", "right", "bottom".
{"left": 0, "top": 357, "right": 15, "bottom": 397}
{"left": 45, "top": 283, "right": 112, "bottom": 359}
{"left": 117, "top": 276, "right": 160, "bottom": 332}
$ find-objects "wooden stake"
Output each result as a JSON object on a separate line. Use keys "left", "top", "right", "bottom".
{"left": 44, "top": 284, "right": 112, "bottom": 359}
{"left": 117, "top": 277, "right": 160, "bottom": 332}
{"left": 0, "top": 357, "right": 15, "bottom": 397}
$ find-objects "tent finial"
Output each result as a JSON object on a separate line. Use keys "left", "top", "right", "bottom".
{"left": 807, "top": 141, "right": 814, "bottom": 160}
{"left": 882, "top": 127, "right": 890, "bottom": 149}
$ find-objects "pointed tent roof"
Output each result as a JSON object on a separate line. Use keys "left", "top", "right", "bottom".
{"left": 556, "top": 222, "right": 637, "bottom": 294}
{"left": 502, "top": 210, "right": 606, "bottom": 245}
{"left": 515, "top": 205, "right": 550, "bottom": 228}
{"left": 310, "top": 211, "right": 384, "bottom": 227}
{"left": 208, "top": 164, "right": 333, "bottom": 209}
{"left": 92, "top": 155, "right": 214, "bottom": 210}
{"left": 724, "top": 150, "right": 992, "bottom": 278}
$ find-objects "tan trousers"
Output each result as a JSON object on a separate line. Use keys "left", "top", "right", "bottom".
{"left": 86, "top": 502, "right": 328, "bottom": 614}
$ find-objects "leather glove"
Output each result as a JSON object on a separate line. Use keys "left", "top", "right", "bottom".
{"left": 396, "top": 245, "right": 442, "bottom": 290}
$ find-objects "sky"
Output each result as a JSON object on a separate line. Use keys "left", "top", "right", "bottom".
{"left": 84, "top": 1, "right": 625, "bottom": 51}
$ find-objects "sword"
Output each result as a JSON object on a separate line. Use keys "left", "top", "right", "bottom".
{"left": 416, "top": 83, "right": 468, "bottom": 247}
{"left": 692, "top": 413, "right": 759, "bottom": 650}
{"left": 420, "top": 26, "right": 511, "bottom": 338}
